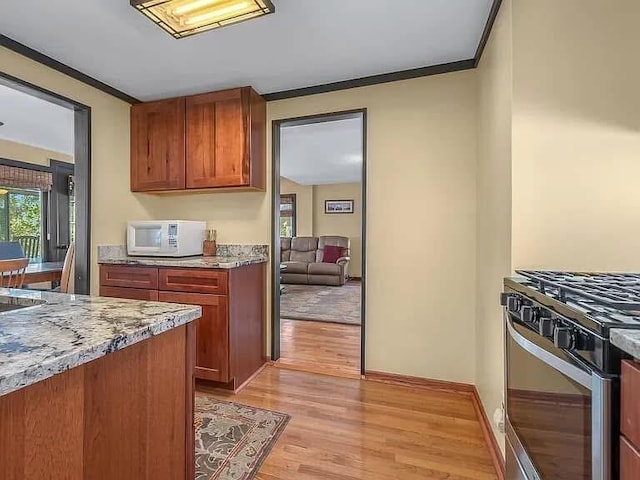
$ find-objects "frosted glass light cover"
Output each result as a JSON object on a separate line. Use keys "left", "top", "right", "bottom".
{"left": 131, "top": 0, "right": 275, "bottom": 38}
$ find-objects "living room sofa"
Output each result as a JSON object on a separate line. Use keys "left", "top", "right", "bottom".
{"left": 281, "top": 236, "right": 351, "bottom": 286}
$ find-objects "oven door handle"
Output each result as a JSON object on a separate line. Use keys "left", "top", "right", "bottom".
{"left": 592, "top": 373, "right": 612, "bottom": 480}
{"left": 505, "top": 310, "right": 592, "bottom": 389}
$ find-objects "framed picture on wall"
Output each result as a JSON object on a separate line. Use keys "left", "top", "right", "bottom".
{"left": 325, "top": 199, "right": 354, "bottom": 214}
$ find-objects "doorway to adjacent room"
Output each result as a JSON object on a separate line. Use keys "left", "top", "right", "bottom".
{"left": 271, "top": 110, "right": 366, "bottom": 378}
{"left": 0, "top": 72, "right": 91, "bottom": 293}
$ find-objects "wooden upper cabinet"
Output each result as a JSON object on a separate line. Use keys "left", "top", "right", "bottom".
{"left": 186, "top": 87, "right": 265, "bottom": 190}
{"left": 130, "top": 87, "right": 265, "bottom": 193}
{"left": 131, "top": 98, "right": 186, "bottom": 192}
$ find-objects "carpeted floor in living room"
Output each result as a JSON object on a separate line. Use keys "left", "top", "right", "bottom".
{"left": 279, "top": 281, "right": 361, "bottom": 325}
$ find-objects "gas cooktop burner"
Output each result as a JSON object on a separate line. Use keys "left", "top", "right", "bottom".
{"left": 507, "top": 270, "right": 640, "bottom": 335}
{"left": 518, "top": 270, "right": 640, "bottom": 310}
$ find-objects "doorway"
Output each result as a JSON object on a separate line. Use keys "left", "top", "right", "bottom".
{"left": 271, "top": 109, "right": 367, "bottom": 378}
{"left": 0, "top": 71, "right": 91, "bottom": 293}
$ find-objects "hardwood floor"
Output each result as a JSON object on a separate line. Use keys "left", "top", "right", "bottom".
{"left": 278, "top": 318, "right": 361, "bottom": 379}
{"left": 200, "top": 366, "right": 499, "bottom": 480}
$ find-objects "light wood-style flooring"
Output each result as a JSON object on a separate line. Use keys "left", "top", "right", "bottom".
{"left": 278, "top": 318, "right": 361, "bottom": 379}
{"left": 200, "top": 366, "right": 499, "bottom": 480}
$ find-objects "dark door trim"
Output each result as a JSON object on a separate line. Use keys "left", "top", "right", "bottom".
{"left": 271, "top": 108, "right": 368, "bottom": 375}
{"left": 0, "top": 71, "right": 92, "bottom": 294}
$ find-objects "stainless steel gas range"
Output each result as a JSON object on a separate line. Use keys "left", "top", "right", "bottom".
{"left": 502, "top": 271, "right": 640, "bottom": 480}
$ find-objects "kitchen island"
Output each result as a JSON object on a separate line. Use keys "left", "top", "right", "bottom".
{"left": 0, "top": 289, "right": 201, "bottom": 480}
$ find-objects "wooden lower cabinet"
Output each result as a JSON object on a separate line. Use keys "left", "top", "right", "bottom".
{"left": 99, "top": 263, "right": 265, "bottom": 391}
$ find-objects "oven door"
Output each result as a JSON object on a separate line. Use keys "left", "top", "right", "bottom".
{"left": 505, "top": 311, "right": 612, "bottom": 480}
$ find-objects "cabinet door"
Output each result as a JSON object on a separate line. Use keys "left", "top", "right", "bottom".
{"left": 131, "top": 98, "right": 186, "bottom": 192}
{"left": 622, "top": 360, "right": 640, "bottom": 447}
{"left": 186, "top": 88, "right": 249, "bottom": 189}
{"left": 158, "top": 291, "right": 229, "bottom": 383}
{"left": 100, "top": 286, "right": 159, "bottom": 301}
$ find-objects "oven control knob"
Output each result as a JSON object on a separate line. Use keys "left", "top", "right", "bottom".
{"left": 500, "top": 293, "right": 510, "bottom": 306}
{"left": 521, "top": 306, "right": 534, "bottom": 323}
{"left": 554, "top": 327, "right": 574, "bottom": 349}
{"left": 539, "top": 318, "right": 554, "bottom": 337}
{"left": 506, "top": 296, "right": 520, "bottom": 313}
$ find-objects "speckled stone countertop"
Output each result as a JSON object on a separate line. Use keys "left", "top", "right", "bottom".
{"left": 97, "top": 244, "right": 268, "bottom": 269}
{"left": 611, "top": 329, "right": 640, "bottom": 358}
{"left": 0, "top": 289, "right": 201, "bottom": 397}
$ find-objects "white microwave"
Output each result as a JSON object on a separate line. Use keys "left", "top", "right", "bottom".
{"left": 127, "top": 220, "right": 206, "bottom": 257}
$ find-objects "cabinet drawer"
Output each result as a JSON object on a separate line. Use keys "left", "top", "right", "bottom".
{"left": 100, "top": 286, "right": 159, "bottom": 302}
{"left": 100, "top": 265, "right": 159, "bottom": 289}
{"left": 621, "top": 435, "right": 640, "bottom": 479}
{"left": 159, "top": 268, "right": 227, "bottom": 295}
{"left": 622, "top": 360, "right": 640, "bottom": 447}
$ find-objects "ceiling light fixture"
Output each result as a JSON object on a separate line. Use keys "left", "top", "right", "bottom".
{"left": 131, "top": 0, "right": 275, "bottom": 39}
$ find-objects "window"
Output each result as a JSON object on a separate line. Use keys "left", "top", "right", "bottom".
{"left": 0, "top": 187, "right": 44, "bottom": 261}
{"left": 279, "top": 194, "right": 296, "bottom": 237}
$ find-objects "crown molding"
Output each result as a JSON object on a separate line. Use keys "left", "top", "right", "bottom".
{"left": 0, "top": 0, "right": 501, "bottom": 103}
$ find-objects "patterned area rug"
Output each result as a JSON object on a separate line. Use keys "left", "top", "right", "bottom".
{"left": 195, "top": 396, "right": 290, "bottom": 480}
{"left": 280, "top": 283, "right": 361, "bottom": 325}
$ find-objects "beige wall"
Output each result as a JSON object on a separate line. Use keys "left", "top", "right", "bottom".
{"left": 0, "top": 45, "right": 154, "bottom": 294}
{"left": 312, "top": 182, "right": 362, "bottom": 277}
{"left": 0, "top": 138, "right": 73, "bottom": 166}
{"left": 280, "top": 176, "right": 313, "bottom": 236}
{"left": 269, "top": 72, "right": 478, "bottom": 383}
{"left": 511, "top": 0, "right": 640, "bottom": 272}
{"left": 476, "top": 0, "right": 512, "bottom": 451}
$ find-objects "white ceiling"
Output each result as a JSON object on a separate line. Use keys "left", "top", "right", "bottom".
{"left": 281, "top": 117, "right": 363, "bottom": 185}
{"left": 0, "top": 85, "right": 74, "bottom": 155}
{"left": 0, "top": 0, "right": 493, "bottom": 101}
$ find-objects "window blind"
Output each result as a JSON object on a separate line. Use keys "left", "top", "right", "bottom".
{"left": 0, "top": 165, "right": 53, "bottom": 191}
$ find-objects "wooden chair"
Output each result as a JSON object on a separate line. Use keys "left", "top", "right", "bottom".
{"left": 13, "top": 236, "right": 40, "bottom": 260}
{"left": 60, "top": 242, "right": 75, "bottom": 294}
{"left": 0, "top": 258, "right": 29, "bottom": 288}
{"left": 0, "top": 241, "right": 25, "bottom": 260}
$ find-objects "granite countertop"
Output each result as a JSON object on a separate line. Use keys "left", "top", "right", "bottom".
{"left": 0, "top": 289, "right": 201, "bottom": 397}
{"left": 97, "top": 244, "right": 268, "bottom": 269}
{"left": 611, "top": 329, "right": 640, "bottom": 358}
{"left": 99, "top": 255, "right": 267, "bottom": 269}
